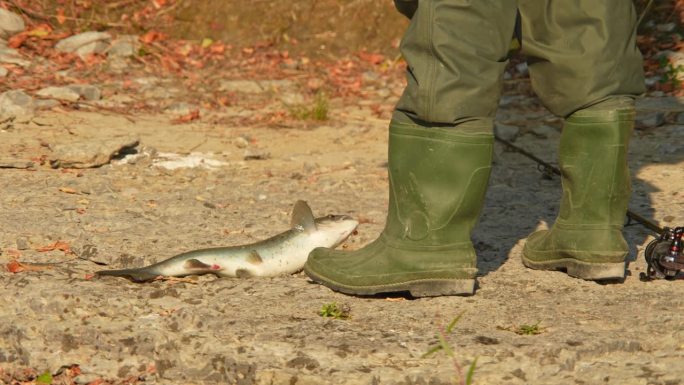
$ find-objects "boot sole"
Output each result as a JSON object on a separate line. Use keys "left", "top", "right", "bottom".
{"left": 521, "top": 255, "right": 625, "bottom": 280}
{"left": 306, "top": 270, "right": 475, "bottom": 297}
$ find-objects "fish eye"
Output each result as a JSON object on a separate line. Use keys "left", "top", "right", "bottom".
{"left": 327, "top": 214, "right": 335, "bottom": 219}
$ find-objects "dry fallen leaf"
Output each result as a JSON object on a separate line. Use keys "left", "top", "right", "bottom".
{"left": 172, "top": 109, "right": 200, "bottom": 124}
{"left": 6, "top": 260, "right": 54, "bottom": 273}
{"left": 36, "top": 240, "right": 71, "bottom": 253}
{"left": 59, "top": 187, "right": 78, "bottom": 194}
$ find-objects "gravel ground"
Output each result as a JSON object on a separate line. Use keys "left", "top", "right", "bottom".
{"left": 0, "top": 94, "right": 682, "bottom": 384}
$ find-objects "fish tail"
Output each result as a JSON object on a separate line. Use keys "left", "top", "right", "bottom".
{"left": 96, "top": 268, "right": 161, "bottom": 282}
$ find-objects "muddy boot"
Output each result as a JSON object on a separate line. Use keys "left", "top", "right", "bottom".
{"left": 304, "top": 119, "right": 493, "bottom": 297}
{"left": 522, "top": 98, "right": 635, "bottom": 280}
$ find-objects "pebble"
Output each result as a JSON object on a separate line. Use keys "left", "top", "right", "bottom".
{"left": 494, "top": 122, "right": 520, "bottom": 141}
{"left": 531, "top": 124, "right": 559, "bottom": 138}
{"left": 107, "top": 35, "right": 139, "bottom": 57}
{"left": 677, "top": 112, "right": 684, "bottom": 124}
{"left": 635, "top": 111, "right": 666, "bottom": 129}
{"left": 0, "top": 9, "right": 25, "bottom": 39}
{"left": 233, "top": 136, "right": 249, "bottom": 148}
{"left": 50, "top": 136, "right": 140, "bottom": 168}
{"left": 0, "top": 47, "right": 30, "bottom": 67}
{"left": 55, "top": 31, "right": 111, "bottom": 58}
{"left": 67, "top": 84, "right": 102, "bottom": 101}
{"left": 164, "top": 102, "right": 196, "bottom": 115}
{"left": 219, "top": 79, "right": 294, "bottom": 93}
{"left": 0, "top": 66, "right": 6, "bottom": 77}
{"left": 36, "top": 86, "right": 81, "bottom": 102}
{"left": 0, "top": 89, "right": 34, "bottom": 123}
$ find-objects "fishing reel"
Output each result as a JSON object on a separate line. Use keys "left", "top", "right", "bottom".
{"left": 644, "top": 227, "right": 684, "bottom": 280}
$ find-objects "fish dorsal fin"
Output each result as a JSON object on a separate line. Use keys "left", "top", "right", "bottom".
{"left": 290, "top": 200, "right": 317, "bottom": 233}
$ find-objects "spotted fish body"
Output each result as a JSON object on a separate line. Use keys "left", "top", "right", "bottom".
{"left": 96, "top": 201, "right": 358, "bottom": 282}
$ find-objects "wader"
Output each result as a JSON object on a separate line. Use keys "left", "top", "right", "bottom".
{"left": 305, "top": 0, "right": 646, "bottom": 296}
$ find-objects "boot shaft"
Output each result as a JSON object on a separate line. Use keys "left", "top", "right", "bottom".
{"left": 383, "top": 121, "right": 493, "bottom": 247}
{"left": 557, "top": 106, "right": 635, "bottom": 228}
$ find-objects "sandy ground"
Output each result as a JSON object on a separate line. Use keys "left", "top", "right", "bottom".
{"left": 0, "top": 92, "right": 683, "bottom": 384}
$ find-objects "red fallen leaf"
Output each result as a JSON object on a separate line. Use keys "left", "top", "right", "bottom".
{"left": 358, "top": 51, "right": 385, "bottom": 65}
{"left": 8, "top": 34, "right": 28, "bottom": 49}
{"left": 6, "top": 260, "right": 24, "bottom": 273}
{"left": 6, "top": 260, "right": 53, "bottom": 273}
{"left": 84, "top": 273, "right": 95, "bottom": 280}
{"left": 139, "top": 30, "right": 167, "bottom": 44}
{"left": 36, "top": 240, "right": 71, "bottom": 253}
{"left": 76, "top": 208, "right": 86, "bottom": 214}
{"left": 172, "top": 109, "right": 200, "bottom": 124}
{"left": 56, "top": 8, "right": 67, "bottom": 25}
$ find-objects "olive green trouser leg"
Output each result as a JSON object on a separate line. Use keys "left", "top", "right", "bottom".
{"left": 522, "top": 98, "right": 635, "bottom": 280}
{"left": 305, "top": 120, "right": 493, "bottom": 297}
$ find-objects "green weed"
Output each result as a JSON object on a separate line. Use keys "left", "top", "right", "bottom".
{"left": 289, "top": 92, "right": 329, "bottom": 121}
{"left": 318, "top": 302, "right": 350, "bottom": 320}
{"left": 423, "top": 312, "right": 478, "bottom": 385}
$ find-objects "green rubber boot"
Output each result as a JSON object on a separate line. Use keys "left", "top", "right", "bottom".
{"left": 522, "top": 99, "right": 635, "bottom": 280}
{"left": 304, "top": 120, "right": 493, "bottom": 297}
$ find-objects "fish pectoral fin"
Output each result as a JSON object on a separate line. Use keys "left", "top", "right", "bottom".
{"left": 96, "top": 268, "right": 160, "bottom": 283}
{"left": 290, "top": 200, "right": 317, "bottom": 233}
{"left": 183, "top": 258, "right": 213, "bottom": 270}
{"left": 235, "top": 268, "right": 254, "bottom": 278}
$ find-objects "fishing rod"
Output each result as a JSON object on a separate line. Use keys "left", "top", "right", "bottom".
{"left": 494, "top": 135, "right": 683, "bottom": 280}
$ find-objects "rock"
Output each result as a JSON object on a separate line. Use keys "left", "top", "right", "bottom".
{"left": 233, "top": 136, "right": 249, "bottom": 149}
{"left": 515, "top": 62, "right": 528, "bottom": 76}
{"left": 0, "top": 47, "right": 29, "bottom": 67}
{"left": 677, "top": 112, "right": 684, "bottom": 124}
{"left": 219, "top": 79, "right": 294, "bottom": 94}
{"left": 531, "top": 124, "right": 559, "bottom": 138}
{"left": 67, "top": 84, "right": 101, "bottom": 101}
{"left": 107, "top": 35, "right": 139, "bottom": 57}
{"left": 36, "top": 86, "right": 81, "bottom": 102}
{"left": 494, "top": 122, "right": 520, "bottom": 141}
{"left": 50, "top": 136, "right": 140, "bottom": 168}
{"left": 0, "top": 66, "right": 6, "bottom": 77}
{"left": 34, "top": 99, "right": 61, "bottom": 110}
{"left": 55, "top": 32, "right": 111, "bottom": 58}
{"left": 635, "top": 111, "right": 666, "bottom": 129}
{"left": 0, "top": 9, "right": 25, "bottom": 39}
{"left": 0, "top": 90, "right": 34, "bottom": 123}
{"left": 636, "top": 96, "right": 684, "bottom": 112}
{"left": 164, "top": 102, "right": 196, "bottom": 115}
{"left": 656, "top": 23, "right": 676, "bottom": 32}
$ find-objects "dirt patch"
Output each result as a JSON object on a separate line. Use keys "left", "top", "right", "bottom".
{"left": 0, "top": 90, "right": 682, "bottom": 384}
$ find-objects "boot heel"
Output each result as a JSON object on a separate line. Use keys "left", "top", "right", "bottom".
{"left": 408, "top": 279, "right": 475, "bottom": 297}
{"left": 566, "top": 261, "right": 626, "bottom": 281}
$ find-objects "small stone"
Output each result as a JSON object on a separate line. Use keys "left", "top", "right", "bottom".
{"left": 244, "top": 150, "right": 270, "bottom": 161}
{"left": 55, "top": 31, "right": 111, "bottom": 55}
{"left": 0, "top": 66, "right": 7, "bottom": 77}
{"left": 73, "top": 373, "right": 101, "bottom": 385}
{"left": 219, "top": 79, "right": 293, "bottom": 94}
{"left": 0, "top": 47, "right": 29, "bottom": 67}
{"left": 0, "top": 9, "right": 25, "bottom": 39}
{"left": 107, "top": 35, "right": 139, "bottom": 57}
{"left": 67, "top": 84, "right": 101, "bottom": 101}
{"left": 531, "top": 124, "right": 559, "bottom": 138}
{"left": 636, "top": 111, "right": 666, "bottom": 129}
{"left": 515, "top": 62, "right": 528, "bottom": 75}
{"left": 50, "top": 136, "right": 140, "bottom": 168}
{"left": 233, "top": 137, "right": 249, "bottom": 149}
{"left": 165, "top": 102, "right": 196, "bottom": 115}
{"left": 34, "top": 99, "right": 61, "bottom": 110}
{"left": 36, "top": 86, "right": 81, "bottom": 102}
{"left": 656, "top": 23, "right": 676, "bottom": 32}
{"left": 494, "top": 122, "right": 520, "bottom": 141}
{"left": 676, "top": 112, "right": 684, "bottom": 124}
{"left": 0, "top": 89, "right": 34, "bottom": 123}
{"left": 15, "top": 237, "right": 29, "bottom": 250}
